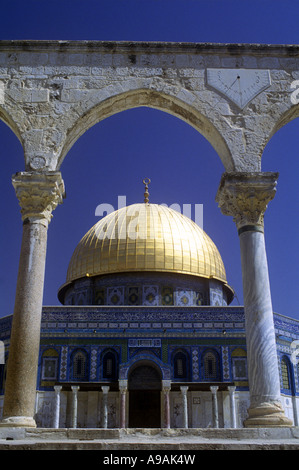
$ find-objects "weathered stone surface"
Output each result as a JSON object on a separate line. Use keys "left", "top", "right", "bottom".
{"left": 0, "top": 427, "right": 299, "bottom": 450}
{"left": 0, "top": 172, "right": 65, "bottom": 428}
{"left": 1, "top": 41, "right": 299, "bottom": 172}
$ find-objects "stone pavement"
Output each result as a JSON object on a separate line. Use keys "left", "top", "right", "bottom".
{"left": 0, "top": 428, "right": 299, "bottom": 450}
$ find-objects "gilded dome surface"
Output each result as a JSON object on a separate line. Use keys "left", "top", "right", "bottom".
{"left": 65, "top": 203, "right": 229, "bottom": 286}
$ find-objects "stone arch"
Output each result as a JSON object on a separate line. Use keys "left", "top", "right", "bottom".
{"left": 119, "top": 351, "right": 171, "bottom": 381}
{"left": 266, "top": 103, "right": 299, "bottom": 147}
{"left": 0, "top": 105, "right": 23, "bottom": 148}
{"left": 128, "top": 360, "right": 162, "bottom": 391}
{"left": 57, "top": 87, "right": 235, "bottom": 171}
{"left": 257, "top": 102, "right": 299, "bottom": 169}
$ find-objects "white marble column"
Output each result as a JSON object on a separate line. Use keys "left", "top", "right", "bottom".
{"left": 162, "top": 380, "right": 171, "bottom": 429}
{"left": 101, "top": 386, "right": 110, "bottom": 428}
{"left": 180, "top": 386, "right": 189, "bottom": 428}
{"left": 228, "top": 386, "right": 237, "bottom": 428}
{"left": 119, "top": 381, "right": 127, "bottom": 429}
{"left": 210, "top": 386, "right": 219, "bottom": 428}
{"left": 0, "top": 172, "right": 65, "bottom": 428}
{"left": 216, "top": 172, "right": 292, "bottom": 427}
{"left": 71, "top": 385, "right": 80, "bottom": 428}
{"left": 53, "top": 385, "right": 62, "bottom": 429}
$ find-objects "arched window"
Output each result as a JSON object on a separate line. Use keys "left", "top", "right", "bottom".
{"left": 231, "top": 347, "right": 247, "bottom": 380}
{"left": 281, "top": 356, "right": 291, "bottom": 391}
{"left": 72, "top": 349, "right": 88, "bottom": 380}
{"left": 202, "top": 350, "right": 220, "bottom": 381}
{"left": 102, "top": 350, "right": 118, "bottom": 380}
{"left": 41, "top": 348, "right": 59, "bottom": 381}
{"left": 173, "top": 350, "right": 189, "bottom": 380}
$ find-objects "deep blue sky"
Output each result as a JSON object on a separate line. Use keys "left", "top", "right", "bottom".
{"left": 1, "top": 0, "right": 299, "bottom": 320}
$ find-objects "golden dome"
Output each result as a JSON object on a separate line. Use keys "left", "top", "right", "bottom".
{"left": 64, "top": 203, "right": 230, "bottom": 288}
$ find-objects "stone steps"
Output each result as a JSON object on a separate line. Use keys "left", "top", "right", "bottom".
{"left": 0, "top": 427, "right": 299, "bottom": 450}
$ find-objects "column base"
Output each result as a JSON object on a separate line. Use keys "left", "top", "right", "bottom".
{"left": 0, "top": 416, "right": 37, "bottom": 428}
{"left": 244, "top": 401, "right": 293, "bottom": 428}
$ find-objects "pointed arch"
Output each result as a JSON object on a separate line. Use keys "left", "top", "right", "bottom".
{"left": 57, "top": 88, "right": 234, "bottom": 170}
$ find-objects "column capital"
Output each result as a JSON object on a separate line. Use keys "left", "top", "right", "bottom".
{"left": 210, "top": 385, "right": 219, "bottom": 393}
{"left": 12, "top": 171, "right": 65, "bottom": 226}
{"left": 216, "top": 172, "right": 278, "bottom": 232}
{"left": 162, "top": 380, "right": 171, "bottom": 392}
{"left": 180, "top": 386, "right": 189, "bottom": 395}
{"left": 118, "top": 380, "right": 128, "bottom": 393}
{"left": 101, "top": 385, "right": 110, "bottom": 394}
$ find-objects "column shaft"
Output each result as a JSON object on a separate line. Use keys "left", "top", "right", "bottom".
{"left": 2, "top": 222, "right": 48, "bottom": 427}
{"left": 210, "top": 386, "right": 219, "bottom": 428}
{"left": 120, "top": 392, "right": 126, "bottom": 428}
{"left": 216, "top": 172, "right": 292, "bottom": 427}
{"left": 180, "top": 386, "right": 189, "bottom": 428}
{"left": 119, "top": 381, "right": 127, "bottom": 428}
{"left": 53, "top": 386, "right": 62, "bottom": 429}
{"left": 0, "top": 172, "right": 65, "bottom": 428}
{"left": 228, "top": 386, "right": 237, "bottom": 428}
{"left": 163, "top": 381, "right": 171, "bottom": 429}
{"left": 101, "top": 386, "right": 110, "bottom": 429}
{"left": 240, "top": 230, "right": 281, "bottom": 404}
{"left": 71, "top": 386, "right": 80, "bottom": 429}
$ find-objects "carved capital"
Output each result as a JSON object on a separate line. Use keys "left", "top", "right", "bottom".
{"left": 118, "top": 379, "right": 128, "bottom": 394}
{"left": 216, "top": 172, "right": 278, "bottom": 231}
{"left": 162, "top": 380, "right": 172, "bottom": 393}
{"left": 12, "top": 172, "right": 65, "bottom": 226}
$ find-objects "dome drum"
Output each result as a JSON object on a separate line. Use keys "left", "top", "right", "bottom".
{"left": 59, "top": 270, "right": 233, "bottom": 307}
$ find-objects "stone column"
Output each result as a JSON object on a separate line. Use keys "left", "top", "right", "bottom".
{"left": 216, "top": 172, "right": 292, "bottom": 427}
{"left": 180, "top": 386, "right": 189, "bottom": 428}
{"left": 101, "top": 386, "right": 110, "bottom": 428}
{"left": 162, "top": 380, "right": 171, "bottom": 429}
{"left": 53, "top": 385, "right": 62, "bottom": 429}
{"left": 0, "top": 172, "right": 65, "bottom": 428}
{"left": 71, "top": 385, "right": 80, "bottom": 429}
{"left": 228, "top": 386, "right": 237, "bottom": 428}
{"left": 210, "top": 386, "right": 219, "bottom": 428}
{"left": 119, "top": 380, "right": 127, "bottom": 428}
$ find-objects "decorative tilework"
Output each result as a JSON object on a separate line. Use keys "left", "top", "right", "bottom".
{"left": 95, "top": 288, "right": 105, "bottom": 305}
{"left": 59, "top": 346, "right": 68, "bottom": 380}
{"left": 195, "top": 292, "right": 204, "bottom": 306}
{"left": 128, "top": 286, "right": 139, "bottom": 305}
{"left": 175, "top": 290, "right": 193, "bottom": 306}
{"left": 210, "top": 286, "right": 224, "bottom": 306}
{"left": 119, "top": 351, "right": 171, "bottom": 380}
{"left": 192, "top": 347, "right": 199, "bottom": 380}
{"left": 42, "top": 305, "right": 246, "bottom": 324}
{"left": 221, "top": 346, "right": 230, "bottom": 380}
{"left": 90, "top": 347, "right": 97, "bottom": 380}
{"left": 142, "top": 285, "right": 159, "bottom": 306}
{"left": 107, "top": 287, "right": 124, "bottom": 305}
{"left": 162, "top": 286, "right": 173, "bottom": 305}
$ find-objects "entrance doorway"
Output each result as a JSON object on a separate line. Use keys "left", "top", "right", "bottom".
{"left": 128, "top": 363, "right": 162, "bottom": 428}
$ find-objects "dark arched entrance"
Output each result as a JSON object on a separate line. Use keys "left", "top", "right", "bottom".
{"left": 128, "top": 363, "right": 162, "bottom": 428}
